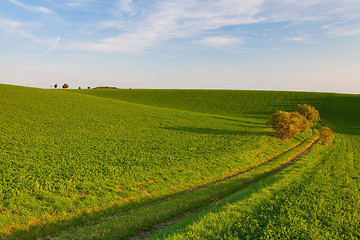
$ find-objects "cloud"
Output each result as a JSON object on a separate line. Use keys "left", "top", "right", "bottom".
{"left": 44, "top": 36, "right": 61, "bottom": 55}
{"left": 115, "top": 0, "right": 135, "bottom": 15}
{"left": 324, "top": 23, "right": 360, "bottom": 37}
{"left": 65, "top": 0, "right": 96, "bottom": 7}
{"left": 98, "top": 20, "right": 125, "bottom": 30}
{"left": 196, "top": 36, "right": 243, "bottom": 48}
{"left": 0, "top": 18, "right": 21, "bottom": 36}
{"left": 0, "top": 18, "right": 35, "bottom": 39}
{"left": 65, "top": 0, "right": 264, "bottom": 53}
{"left": 7, "top": 0, "right": 54, "bottom": 14}
{"left": 284, "top": 35, "right": 311, "bottom": 42}
{"left": 0, "top": 17, "right": 63, "bottom": 55}
{"left": 63, "top": 0, "right": 360, "bottom": 53}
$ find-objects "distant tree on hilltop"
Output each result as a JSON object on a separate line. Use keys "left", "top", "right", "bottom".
{"left": 54, "top": 84, "right": 58, "bottom": 89}
{"left": 62, "top": 84, "right": 69, "bottom": 89}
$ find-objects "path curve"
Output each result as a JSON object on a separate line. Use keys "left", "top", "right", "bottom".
{"left": 131, "top": 136, "right": 320, "bottom": 240}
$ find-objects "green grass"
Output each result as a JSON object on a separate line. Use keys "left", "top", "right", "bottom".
{"left": 0, "top": 84, "right": 311, "bottom": 238}
{"left": 1, "top": 84, "right": 359, "bottom": 239}
{"left": 33, "top": 135, "right": 318, "bottom": 239}
{"left": 73, "top": 88, "right": 360, "bottom": 125}
{"left": 151, "top": 130, "right": 360, "bottom": 239}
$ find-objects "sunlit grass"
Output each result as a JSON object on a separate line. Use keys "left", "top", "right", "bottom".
{"left": 150, "top": 126, "right": 360, "bottom": 239}
{"left": 0, "top": 84, "right": 309, "bottom": 237}
{"left": 1, "top": 84, "right": 359, "bottom": 239}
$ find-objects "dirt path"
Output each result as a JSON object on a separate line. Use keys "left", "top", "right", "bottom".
{"left": 131, "top": 136, "right": 320, "bottom": 240}
{"left": 182, "top": 136, "right": 316, "bottom": 194}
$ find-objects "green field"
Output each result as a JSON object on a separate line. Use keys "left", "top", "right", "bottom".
{"left": 151, "top": 130, "right": 360, "bottom": 239}
{"left": 1, "top": 84, "right": 359, "bottom": 239}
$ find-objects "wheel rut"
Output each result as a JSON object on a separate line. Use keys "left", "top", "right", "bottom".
{"left": 130, "top": 136, "right": 320, "bottom": 240}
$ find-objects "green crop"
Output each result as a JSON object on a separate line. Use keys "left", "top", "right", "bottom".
{"left": 1, "top": 84, "right": 359, "bottom": 239}
{"left": 0, "top": 84, "right": 311, "bottom": 237}
{"left": 153, "top": 130, "right": 360, "bottom": 239}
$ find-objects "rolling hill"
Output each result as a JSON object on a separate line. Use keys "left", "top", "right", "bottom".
{"left": 1, "top": 84, "right": 359, "bottom": 239}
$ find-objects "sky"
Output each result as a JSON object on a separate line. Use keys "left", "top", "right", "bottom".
{"left": 0, "top": 0, "right": 359, "bottom": 93}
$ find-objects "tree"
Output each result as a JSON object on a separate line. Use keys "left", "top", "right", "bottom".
{"left": 62, "top": 83, "right": 69, "bottom": 89}
{"left": 267, "top": 111, "right": 308, "bottom": 141}
{"left": 267, "top": 104, "right": 334, "bottom": 145}
{"left": 293, "top": 111, "right": 310, "bottom": 133}
{"left": 267, "top": 104, "right": 320, "bottom": 141}
{"left": 319, "top": 127, "right": 334, "bottom": 146}
{"left": 297, "top": 104, "right": 320, "bottom": 127}
{"left": 54, "top": 84, "right": 58, "bottom": 89}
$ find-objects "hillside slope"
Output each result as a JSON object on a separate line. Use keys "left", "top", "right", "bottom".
{"left": 74, "top": 89, "right": 360, "bottom": 126}
{"left": 152, "top": 131, "right": 360, "bottom": 240}
{"left": 0, "top": 84, "right": 311, "bottom": 237}
{"left": 1, "top": 84, "right": 359, "bottom": 239}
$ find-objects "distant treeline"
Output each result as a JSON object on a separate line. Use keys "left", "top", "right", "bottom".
{"left": 92, "top": 86, "right": 119, "bottom": 89}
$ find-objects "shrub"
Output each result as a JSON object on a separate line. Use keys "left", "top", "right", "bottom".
{"left": 267, "top": 111, "right": 308, "bottom": 141}
{"left": 319, "top": 127, "right": 334, "bottom": 146}
{"left": 297, "top": 104, "right": 320, "bottom": 127}
{"left": 293, "top": 112, "right": 310, "bottom": 133}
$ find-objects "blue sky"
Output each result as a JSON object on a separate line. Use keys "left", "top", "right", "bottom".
{"left": 0, "top": 0, "right": 359, "bottom": 93}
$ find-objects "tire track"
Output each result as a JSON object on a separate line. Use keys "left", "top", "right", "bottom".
{"left": 131, "top": 136, "right": 319, "bottom": 240}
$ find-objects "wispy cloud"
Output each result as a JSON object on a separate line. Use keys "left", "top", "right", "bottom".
{"left": 196, "top": 36, "right": 243, "bottom": 48}
{"left": 324, "top": 23, "right": 360, "bottom": 37}
{"left": 44, "top": 36, "right": 61, "bottom": 55}
{"left": 284, "top": 34, "right": 311, "bottom": 43}
{"left": 65, "top": 0, "right": 96, "bottom": 8}
{"left": 65, "top": 0, "right": 264, "bottom": 53}
{"left": 115, "top": 0, "right": 135, "bottom": 15}
{"left": 0, "top": 17, "right": 62, "bottom": 55}
{"left": 0, "top": 18, "right": 35, "bottom": 39}
{"left": 12, "top": 0, "right": 360, "bottom": 54}
{"left": 98, "top": 20, "right": 125, "bottom": 30}
{"left": 7, "top": 0, "right": 54, "bottom": 14}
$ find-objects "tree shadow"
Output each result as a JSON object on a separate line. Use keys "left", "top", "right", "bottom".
{"left": 162, "top": 126, "right": 272, "bottom": 136}
{"left": 211, "top": 116, "right": 266, "bottom": 126}
{"left": 7, "top": 134, "right": 290, "bottom": 240}
{"left": 7, "top": 184, "right": 217, "bottom": 239}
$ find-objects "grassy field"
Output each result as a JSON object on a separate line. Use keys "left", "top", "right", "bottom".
{"left": 151, "top": 128, "right": 360, "bottom": 239}
{"left": 1, "top": 84, "right": 359, "bottom": 239}
{"left": 74, "top": 88, "right": 360, "bottom": 125}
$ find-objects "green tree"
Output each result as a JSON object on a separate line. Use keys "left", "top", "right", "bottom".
{"left": 297, "top": 104, "right": 320, "bottom": 127}
{"left": 267, "top": 111, "right": 307, "bottom": 141}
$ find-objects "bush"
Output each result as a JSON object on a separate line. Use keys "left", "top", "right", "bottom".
{"left": 268, "top": 104, "right": 333, "bottom": 145}
{"left": 267, "top": 111, "right": 309, "bottom": 141}
{"left": 319, "top": 127, "right": 334, "bottom": 146}
{"left": 297, "top": 104, "right": 320, "bottom": 127}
